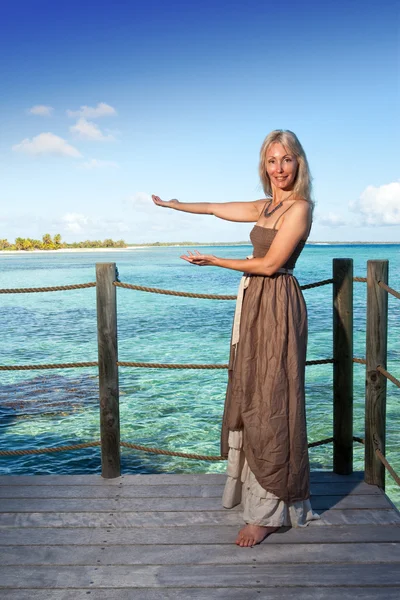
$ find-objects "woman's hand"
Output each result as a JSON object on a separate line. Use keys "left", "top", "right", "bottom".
{"left": 152, "top": 195, "right": 179, "bottom": 209}
{"left": 180, "top": 250, "right": 218, "bottom": 266}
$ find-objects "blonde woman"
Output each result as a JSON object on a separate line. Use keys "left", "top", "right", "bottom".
{"left": 152, "top": 129, "right": 320, "bottom": 547}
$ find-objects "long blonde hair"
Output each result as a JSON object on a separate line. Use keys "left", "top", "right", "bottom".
{"left": 258, "top": 130, "right": 314, "bottom": 211}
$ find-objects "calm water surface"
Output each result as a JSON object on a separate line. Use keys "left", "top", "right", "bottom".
{"left": 0, "top": 244, "right": 399, "bottom": 508}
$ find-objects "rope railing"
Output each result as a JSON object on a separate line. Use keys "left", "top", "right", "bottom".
{"left": 114, "top": 281, "right": 236, "bottom": 300}
{"left": 375, "top": 448, "right": 400, "bottom": 486}
{"left": 0, "top": 441, "right": 101, "bottom": 456}
{"left": 1, "top": 265, "right": 398, "bottom": 489}
{"left": 353, "top": 435, "right": 400, "bottom": 486}
{"left": 0, "top": 276, "right": 397, "bottom": 300}
{"left": 0, "top": 358, "right": 335, "bottom": 371}
{"left": 353, "top": 358, "right": 400, "bottom": 389}
{"left": 0, "top": 362, "right": 98, "bottom": 371}
{"left": 0, "top": 282, "right": 96, "bottom": 294}
{"left": 378, "top": 280, "right": 400, "bottom": 300}
{"left": 377, "top": 365, "right": 400, "bottom": 389}
{"left": 0, "top": 436, "right": 335, "bottom": 459}
{"left": 117, "top": 362, "right": 228, "bottom": 369}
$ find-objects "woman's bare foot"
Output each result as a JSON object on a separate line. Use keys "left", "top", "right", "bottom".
{"left": 235, "top": 524, "right": 279, "bottom": 547}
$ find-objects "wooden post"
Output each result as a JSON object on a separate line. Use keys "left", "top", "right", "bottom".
{"left": 333, "top": 258, "right": 353, "bottom": 474}
{"left": 96, "top": 263, "right": 120, "bottom": 478}
{"left": 365, "top": 260, "right": 388, "bottom": 489}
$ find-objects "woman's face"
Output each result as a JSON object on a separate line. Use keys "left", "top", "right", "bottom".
{"left": 265, "top": 142, "right": 298, "bottom": 191}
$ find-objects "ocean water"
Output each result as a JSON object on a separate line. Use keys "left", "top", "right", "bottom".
{"left": 0, "top": 243, "right": 399, "bottom": 509}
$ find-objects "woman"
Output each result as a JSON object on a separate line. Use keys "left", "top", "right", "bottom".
{"left": 152, "top": 129, "right": 320, "bottom": 548}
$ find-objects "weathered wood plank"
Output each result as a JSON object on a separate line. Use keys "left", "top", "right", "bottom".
{"left": 0, "top": 494, "right": 391, "bottom": 513}
{"left": 1, "top": 525, "right": 400, "bottom": 546}
{"left": 0, "top": 588, "right": 399, "bottom": 600}
{"left": 0, "top": 471, "right": 366, "bottom": 486}
{"left": 0, "top": 542, "right": 398, "bottom": 566}
{"left": 0, "top": 564, "right": 398, "bottom": 588}
{"left": 1, "top": 509, "right": 399, "bottom": 527}
{"left": 0, "top": 481, "right": 382, "bottom": 498}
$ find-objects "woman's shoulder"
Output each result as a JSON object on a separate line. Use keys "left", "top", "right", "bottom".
{"left": 283, "top": 197, "right": 311, "bottom": 213}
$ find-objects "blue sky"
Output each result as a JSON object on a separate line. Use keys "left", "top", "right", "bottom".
{"left": 0, "top": 0, "right": 399, "bottom": 243}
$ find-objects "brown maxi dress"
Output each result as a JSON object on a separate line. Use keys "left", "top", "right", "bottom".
{"left": 220, "top": 215, "right": 321, "bottom": 528}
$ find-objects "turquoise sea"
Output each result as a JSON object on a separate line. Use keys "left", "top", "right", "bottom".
{"left": 0, "top": 243, "right": 399, "bottom": 509}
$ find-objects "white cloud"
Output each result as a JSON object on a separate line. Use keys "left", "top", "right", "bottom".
{"left": 60, "top": 213, "right": 129, "bottom": 235}
{"left": 126, "top": 192, "right": 152, "bottom": 207}
{"left": 70, "top": 118, "right": 115, "bottom": 142}
{"left": 12, "top": 132, "right": 82, "bottom": 158}
{"left": 62, "top": 213, "right": 89, "bottom": 233}
{"left": 67, "top": 102, "right": 117, "bottom": 119}
{"left": 28, "top": 105, "right": 54, "bottom": 116}
{"left": 349, "top": 182, "right": 400, "bottom": 225}
{"left": 80, "top": 159, "right": 119, "bottom": 169}
{"left": 316, "top": 211, "right": 347, "bottom": 227}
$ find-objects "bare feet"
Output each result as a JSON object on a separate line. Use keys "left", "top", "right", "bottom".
{"left": 235, "top": 524, "right": 279, "bottom": 547}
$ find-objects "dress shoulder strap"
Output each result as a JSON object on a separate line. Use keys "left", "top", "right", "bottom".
{"left": 272, "top": 202, "right": 296, "bottom": 229}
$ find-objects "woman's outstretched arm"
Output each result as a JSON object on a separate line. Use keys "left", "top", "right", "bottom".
{"left": 181, "top": 201, "right": 311, "bottom": 276}
{"left": 152, "top": 195, "right": 267, "bottom": 223}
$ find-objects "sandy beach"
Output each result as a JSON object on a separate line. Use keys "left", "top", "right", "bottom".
{"left": 0, "top": 246, "right": 147, "bottom": 255}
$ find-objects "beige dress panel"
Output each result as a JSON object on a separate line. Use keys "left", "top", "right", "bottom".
{"left": 223, "top": 431, "right": 320, "bottom": 527}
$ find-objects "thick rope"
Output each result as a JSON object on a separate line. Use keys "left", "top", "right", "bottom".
{"left": 301, "top": 278, "right": 333, "bottom": 290}
{"left": 0, "top": 282, "right": 96, "bottom": 294}
{"left": 0, "top": 362, "right": 98, "bottom": 371}
{"left": 352, "top": 361, "right": 399, "bottom": 388}
{"left": 377, "top": 365, "right": 400, "bottom": 389}
{"left": 0, "top": 441, "right": 101, "bottom": 456}
{"left": 353, "top": 357, "right": 367, "bottom": 364}
{"left": 0, "top": 437, "right": 335, "bottom": 458}
{"left": 378, "top": 280, "right": 400, "bottom": 300}
{"left": 118, "top": 362, "right": 228, "bottom": 369}
{"left": 114, "top": 282, "right": 236, "bottom": 300}
{"left": 115, "top": 278, "right": 334, "bottom": 298}
{"left": 353, "top": 436, "right": 365, "bottom": 444}
{"left": 308, "top": 437, "right": 333, "bottom": 448}
{"left": 375, "top": 448, "right": 400, "bottom": 486}
{"left": 120, "top": 442, "right": 224, "bottom": 461}
{"left": 353, "top": 277, "right": 367, "bottom": 282}
{"left": 0, "top": 358, "right": 334, "bottom": 371}
{"left": 306, "top": 358, "right": 334, "bottom": 365}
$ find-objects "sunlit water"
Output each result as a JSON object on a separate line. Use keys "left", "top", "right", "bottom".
{"left": 0, "top": 244, "right": 399, "bottom": 508}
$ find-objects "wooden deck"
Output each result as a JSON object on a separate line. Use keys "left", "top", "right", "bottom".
{"left": 0, "top": 470, "right": 399, "bottom": 599}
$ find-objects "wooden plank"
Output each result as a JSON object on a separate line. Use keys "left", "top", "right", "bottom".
{"left": 0, "top": 481, "right": 382, "bottom": 498}
{"left": 1, "top": 525, "right": 400, "bottom": 546}
{"left": 0, "top": 564, "right": 398, "bottom": 588}
{"left": 1, "top": 509, "right": 399, "bottom": 527}
{"left": 0, "top": 542, "right": 398, "bottom": 566}
{"left": 0, "top": 588, "right": 399, "bottom": 600}
{"left": 0, "top": 494, "right": 392, "bottom": 512}
{"left": 0, "top": 471, "right": 366, "bottom": 486}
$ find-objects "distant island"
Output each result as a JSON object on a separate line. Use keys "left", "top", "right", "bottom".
{"left": 0, "top": 235, "right": 399, "bottom": 251}
{"left": 0, "top": 234, "right": 127, "bottom": 251}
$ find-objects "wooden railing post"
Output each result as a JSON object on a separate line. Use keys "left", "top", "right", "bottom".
{"left": 333, "top": 258, "right": 353, "bottom": 474}
{"left": 365, "top": 260, "right": 388, "bottom": 489}
{"left": 96, "top": 263, "right": 120, "bottom": 478}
